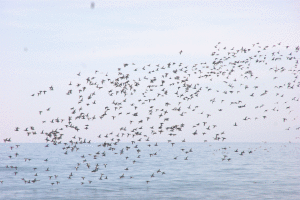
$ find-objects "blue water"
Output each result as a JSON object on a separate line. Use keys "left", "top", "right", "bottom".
{"left": 0, "top": 142, "right": 299, "bottom": 200}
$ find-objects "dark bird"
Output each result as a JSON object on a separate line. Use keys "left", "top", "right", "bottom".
{"left": 91, "top": 2, "right": 95, "bottom": 9}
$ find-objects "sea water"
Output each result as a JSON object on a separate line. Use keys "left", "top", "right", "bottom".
{"left": 0, "top": 142, "right": 299, "bottom": 200}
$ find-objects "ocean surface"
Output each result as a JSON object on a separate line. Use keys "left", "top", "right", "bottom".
{"left": 0, "top": 142, "right": 299, "bottom": 200}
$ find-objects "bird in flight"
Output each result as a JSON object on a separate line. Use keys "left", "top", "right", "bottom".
{"left": 91, "top": 2, "right": 95, "bottom": 9}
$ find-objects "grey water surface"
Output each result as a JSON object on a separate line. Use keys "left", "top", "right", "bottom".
{"left": 0, "top": 142, "right": 299, "bottom": 200}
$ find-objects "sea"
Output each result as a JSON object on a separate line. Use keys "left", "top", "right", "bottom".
{"left": 0, "top": 142, "right": 299, "bottom": 200}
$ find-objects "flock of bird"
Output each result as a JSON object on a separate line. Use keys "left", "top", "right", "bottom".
{"left": 2, "top": 42, "right": 300, "bottom": 186}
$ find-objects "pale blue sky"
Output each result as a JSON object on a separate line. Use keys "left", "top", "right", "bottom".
{"left": 0, "top": 0, "right": 299, "bottom": 143}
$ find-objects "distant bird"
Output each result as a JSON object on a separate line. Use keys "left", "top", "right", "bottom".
{"left": 91, "top": 2, "right": 95, "bottom": 9}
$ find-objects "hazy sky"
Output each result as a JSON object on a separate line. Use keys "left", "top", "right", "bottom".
{"left": 1, "top": 0, "right": 300, "bottom": 143}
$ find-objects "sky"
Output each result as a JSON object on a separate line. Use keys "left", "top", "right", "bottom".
{"left": 0, "top": 0, "right": 300, "bottom": 143}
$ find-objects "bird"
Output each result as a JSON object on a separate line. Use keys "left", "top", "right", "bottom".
{"left": 91, "top": 2, "right": 95, "bottom": 9}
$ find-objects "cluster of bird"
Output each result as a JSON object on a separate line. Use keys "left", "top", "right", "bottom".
{"left": 2, "top": 42, "right": 300, "bottom": 186}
